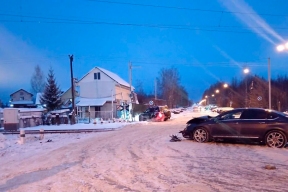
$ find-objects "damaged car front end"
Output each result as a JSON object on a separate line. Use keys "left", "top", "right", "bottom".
{"left": 179, "top": 115, "right": 213, "bottom": 139}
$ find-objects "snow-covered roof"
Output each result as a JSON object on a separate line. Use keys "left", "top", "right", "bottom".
{"left": 10, "top": 89, "right": 33, "bottom": 96}
{"left": 76, "top": 96, "right": 113, "bottom": 107}
{"left": 3, "top": 108, "right": 46, "bottom": 112}
{"left": 98, "top": 67, "right": 131, "bottom": 88}
{"left": 78, "top": 67, "right": 133, "bottom": 89}
{"left": 11, "top": 101, "right": 34, "bottom": 105}
{"left": 35, "top": 93, "right": 43, "bottom": 105}
{"left": 50, "top": 109, "right": 70, "bottom": 114}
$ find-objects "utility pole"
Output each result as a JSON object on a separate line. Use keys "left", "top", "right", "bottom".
{"left": 128, "top": 62, "right": 133, "bottom": 121}
{"left": 69, "top": 55, "right": 75, "bottom": 124}
{"left": 128, "top": 62, "right": 141, "bottom": 121}
{"left": 129, "top": 62, "right": 132, "bottom": 95}
{"left": 155, "top": 79, "right": 157, "bottom": 100}
{"left": 268, "top": 57, "right": 271, "bottom": 109}
{"left": 245, "top": 78, "right": 247, "bottom": 107}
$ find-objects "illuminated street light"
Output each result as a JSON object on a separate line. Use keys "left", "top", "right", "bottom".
{"left": 223, "top": 83, "right": 228, "bottom": 88}
{"left": 212, "top": 94, "right": 215, "bottom": 97}
{"left": 215, "top": 89, "right": 219, "bottom": 93}
{"left": 243, "top": 68, "right": 250, "bottom": 107}
{"left": 243, "top": 68, "right": 249, "bottom": 74}
{"left": 275, "top": 42, "right": 288, "bottom": 110}
{"left": 277, "top": 45, "right": 285, "bottom": 52}
{"left": 276, "top": 42, "right": 288, "bottom": 52}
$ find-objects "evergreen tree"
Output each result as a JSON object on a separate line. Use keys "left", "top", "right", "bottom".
{"left": 40, "top": 67, "right": 62, "bottom": 111}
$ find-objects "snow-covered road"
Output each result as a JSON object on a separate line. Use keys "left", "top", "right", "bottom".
{"left": 0, "top": 110, "right": 288, "bottom": 191}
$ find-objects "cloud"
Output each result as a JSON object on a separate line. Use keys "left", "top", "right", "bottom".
{"left": 0, "top": 25, "right": 67, "bottom": 91}
{"left": 218, "top": 0, "right": 284, "bottom": 44}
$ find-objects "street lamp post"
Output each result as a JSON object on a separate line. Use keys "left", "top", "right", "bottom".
{"left": 205, "top": 95, "right": 209, "bottom": 105}
{"left": 222, "top": 83, "right": 229, "bottom": 106}
{"left": 276, "top": 42, "right": 288, "bottom": 110}
{"left": 268, "top": 57, "right": 271, "bottom": 109}
{"left": 243, "top": 68, "right": 250, "bottom": 107}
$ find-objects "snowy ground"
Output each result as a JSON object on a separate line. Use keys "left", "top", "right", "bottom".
{"left": 0, "top": 109, "right": 287, "bottom": 191}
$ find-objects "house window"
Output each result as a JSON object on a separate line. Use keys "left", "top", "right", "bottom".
{"left": 20, "top": 97, "right": 24, "bottom": 100}
{"left": 94, "top": 72, "right": 101, "bottom": 80}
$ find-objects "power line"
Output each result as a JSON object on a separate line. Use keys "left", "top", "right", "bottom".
{"left": 1, "top": 18, "right": 287, "bottom": 35}
{"left": 87, "top": 0, "right": 288, "bottom": 17}
{"left": 0, "top": 56, "right": 273, "bottom": 68}
{"left": 1, "top": 17, "right": 288, "bottom": 31}
{"left": 0, "top": 12, "right": 287, "bottom": 34}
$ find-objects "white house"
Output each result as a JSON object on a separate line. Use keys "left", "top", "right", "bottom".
{"left": 76, "top": 67, "right": 136, "bottom": 120}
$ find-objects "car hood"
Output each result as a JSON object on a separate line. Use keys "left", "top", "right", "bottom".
{"left": 186, "top": 115, "right": 213, "bottom": 124}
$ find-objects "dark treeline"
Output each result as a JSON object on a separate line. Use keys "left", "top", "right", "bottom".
{"left": 202, "top": 75, "right": 288, "bottom": 111}
{"left": 135, "top": 67, "right": 192, "bottom": 108}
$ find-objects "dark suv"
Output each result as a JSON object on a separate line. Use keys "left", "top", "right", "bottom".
{"left": 139, "top": 105, "right": 171, "bottom": 122}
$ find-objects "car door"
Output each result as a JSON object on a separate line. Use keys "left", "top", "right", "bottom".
{"left": 210, "top": 109, "right": 244, "bottom": 138}
{"left": 239, "top": 109, "right": 272, "bottom": 139}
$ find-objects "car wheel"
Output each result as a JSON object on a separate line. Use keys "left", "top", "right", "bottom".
{"left": 265, "top": 130, "right": 287, "bottom": 148}
{"left": 193, "top": 127, "right": 209, "bottom": 143}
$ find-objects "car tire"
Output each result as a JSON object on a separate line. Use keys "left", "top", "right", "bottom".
{"left": 265, "top": 130, "right": 287, "bottom": 148}
{"left": 193, "top": 127, "right": 209, "bottom": 143}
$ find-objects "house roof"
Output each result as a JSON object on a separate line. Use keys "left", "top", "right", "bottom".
{"left": 10, "top": 89, "right": 33, "bottom": 97}
{"left": 78, "top": 67, "right": 133, "bottom": 89}
{"left": 76, "top": 96, "right": 113, "bottom": 107}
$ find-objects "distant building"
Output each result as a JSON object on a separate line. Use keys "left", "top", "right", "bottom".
{"left": 9, "top": 89, "right": 35, "bottom": 108}
{"left": 60, "top": 88, "right": 79, "bottom": 109}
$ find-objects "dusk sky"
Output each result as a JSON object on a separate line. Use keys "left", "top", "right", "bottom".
{"left": 0, "top": 0, "right": 287, "bottom": 103}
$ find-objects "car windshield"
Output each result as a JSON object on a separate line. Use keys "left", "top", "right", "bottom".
{"left": 214, "top": 110, "right": 243, "bottom": 120}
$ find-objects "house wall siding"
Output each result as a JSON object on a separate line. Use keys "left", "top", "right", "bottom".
{"left": 79, "top": 68, "right": 116, "bottom": 98}
{"left": 115, "top": 86, "right": 131, "bottom": 103}
{"left": 11, "top": 90, "right": 33, "bottom": 101}
{"left": 61, "top": 88, "right": 79, "bottom": 102}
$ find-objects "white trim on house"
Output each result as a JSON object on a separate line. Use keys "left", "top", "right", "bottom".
{"left": 76, "top": 96, "right": 114, "bottom": 107}
{"left": 11, "top": 101, "right": 34, "bottom": 105}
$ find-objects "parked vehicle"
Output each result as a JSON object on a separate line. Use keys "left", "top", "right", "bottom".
{"left": 180, "top": 108, "right": 288, "bottom": 148}
{"left": 139, "top": 105, "right": 171, "bottom": 122}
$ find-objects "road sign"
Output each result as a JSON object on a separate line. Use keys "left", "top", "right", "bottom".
{"left": 257, "top": 96, "right": 262, "bottom": 101}
{"left": 149, "top": 100, "right": 154, "bottom": 105}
